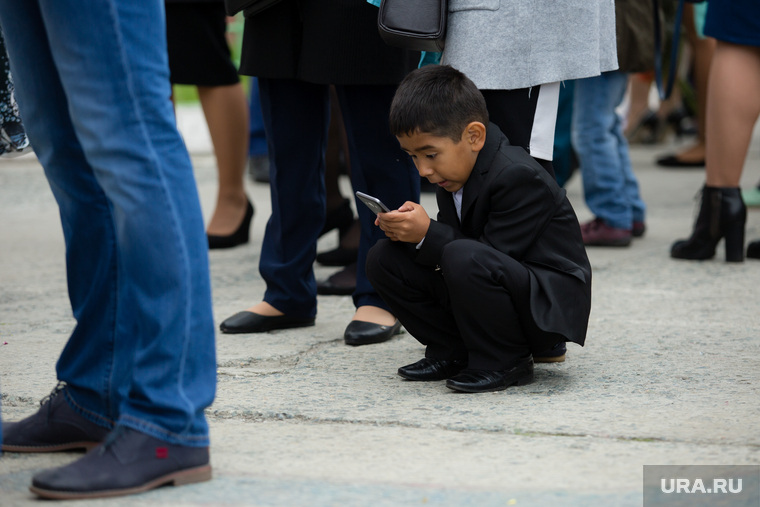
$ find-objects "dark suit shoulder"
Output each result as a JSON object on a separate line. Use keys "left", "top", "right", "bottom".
{"left": 485, "top": 146, "right": 563, "bottom": 204}
{"left": 480, "top": 124, "right": 562, "bottom": 196}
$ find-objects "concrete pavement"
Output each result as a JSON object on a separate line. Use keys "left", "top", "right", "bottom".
{"left": 1, "top": 105, "right": 759, "bottom": 506}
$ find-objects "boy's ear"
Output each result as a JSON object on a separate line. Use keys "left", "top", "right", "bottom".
{"left": 464, "top": 122, "right": 487, "bottom": 152}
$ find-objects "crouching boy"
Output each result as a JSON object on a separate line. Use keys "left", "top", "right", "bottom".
{"left": 366, "top": 65, "right": 592, "bottom": 393}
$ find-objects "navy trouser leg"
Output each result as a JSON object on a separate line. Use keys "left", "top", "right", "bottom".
{"left": 335, "top": 84, "right": 420, "bottom": 311}
{"left": 258, "top": 78, "right": 328, "bottom": 317}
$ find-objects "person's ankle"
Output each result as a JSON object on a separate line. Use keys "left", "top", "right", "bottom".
{"left": 246, "top": 302, "right": 284, "bottom": 317}
{"left": 352, "top": 305, "right": 396, "bottom": 325}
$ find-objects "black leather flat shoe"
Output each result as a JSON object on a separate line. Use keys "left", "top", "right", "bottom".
{"left": 220, "top": 311, "right": 315, "bottom": 334}
{"left": 2, "top": 382, "right": 111, "bottom": 453}
{"left": 207, "top": 199, "right": 254, "bottom": 250}
{"left": 656, "top": 154, "right": 705, "bottom": 168}
{"left": 344, "top": 319, "right": 402, "bottom": 346}
{"left": 446, "top": 356, "right": 534, "bottom": 393}
{"left": 317, "top": 263, "right": 356, "bottom": 295}
{"left": 30, "top": 426, "right": 210, "bottom": 500}
{"left": 397, "top": 357, "right": 467, "bottom": 381}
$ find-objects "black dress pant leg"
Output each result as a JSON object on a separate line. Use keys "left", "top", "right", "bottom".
{"left": 366, "top": 240, "right": 468, "bottom": 362}
{"left": 439, "top": 239, "right": 535, "bottom": 371}
{"left": 258, "top": 78, "right": 330, "bottom": 317}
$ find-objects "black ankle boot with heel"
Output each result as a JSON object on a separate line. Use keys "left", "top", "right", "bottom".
{"left": 671, "top": 186, "right": 746, "bottom": 262}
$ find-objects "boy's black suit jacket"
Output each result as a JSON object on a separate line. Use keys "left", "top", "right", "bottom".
{"left": 415, "top": 123, "right": 592, "bottom": 346}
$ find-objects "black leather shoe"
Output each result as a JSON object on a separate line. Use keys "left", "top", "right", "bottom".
{"left": 446, "top": 357, "right": 534, "bottom": 393}
{"left": 317, "top": 263, "right": 356, "bottom": 295}
{"left": 2, "top": 383, "right": 111, "bottom": 453}
{"left": 656, "top": 154, "right": 705, "bottom": 168}
{"left": 344, "top": 319, "right": 402, "bottom": 346}
{"left": 397, "top": 358, "right": 467, "bottom": 381}
{"left": 207, "top": 199, "right": 254, "bottom": 250}
{"left": 220, "top": 311, "right": 315, "bottom": 334}
{"left": 29, "top": 426, "right": 211, "bottom": 500}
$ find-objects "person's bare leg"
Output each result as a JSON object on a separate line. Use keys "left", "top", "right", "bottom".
{"left": 705, "top": 42, "right": 760, "bottom": 187}
{"left": 198, "top": 83, "right": 250, "bottom": 236}
{"left": 672, "top": 5, "right": 716, "bottom": 164}
{"left": 624, "top": 73, "right": 653, "bottom": 137}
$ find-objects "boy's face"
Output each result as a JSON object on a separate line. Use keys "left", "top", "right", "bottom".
{"left": 396, "top": 122, "right": 486, "bottom": 193}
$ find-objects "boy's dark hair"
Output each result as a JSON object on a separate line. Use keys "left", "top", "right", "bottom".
{"left": 389, "top": 65, "right": 489, "bottom": 142}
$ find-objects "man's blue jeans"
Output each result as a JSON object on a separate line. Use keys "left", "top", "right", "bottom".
{"left": 572, "top": 70, "right": 646, "bottom": 230}
{"left": 0, "top": 0, "right": 216, "bottom": 446}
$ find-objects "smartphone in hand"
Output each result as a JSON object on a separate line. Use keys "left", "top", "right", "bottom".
{"left": 356, "top": 191, "right": 391, "bottom": 215}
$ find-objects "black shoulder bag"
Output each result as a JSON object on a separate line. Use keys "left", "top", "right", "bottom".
{"left": 377, "top": 0, "right": 447, "bottom": 52}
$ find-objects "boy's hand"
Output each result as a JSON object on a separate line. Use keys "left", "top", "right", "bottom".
{"left": 375, "top": 201, "right": 430, "bottom": 243}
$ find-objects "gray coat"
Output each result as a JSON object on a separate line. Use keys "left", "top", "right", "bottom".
{"left": 441, "top": 0, "right": 619, "bottom": 90}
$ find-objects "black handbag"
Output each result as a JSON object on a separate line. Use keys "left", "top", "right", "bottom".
{"left": 377, "top": 0, "right": 447, "bottom": 52}
{"left": 223, "top": 0, "right": 281, "bottom": 17}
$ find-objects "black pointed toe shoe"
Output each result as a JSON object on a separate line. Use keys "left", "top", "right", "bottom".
{"left": 397, "top": 358, "right": 467, "bottom": 381}
{"left": 343, "top": 319, "right": 402, "bottom": 346}
{"left": 656, "top": 154, "right": 705, "bottom": 168}
{"left": 219, "top": 311, "right": 315, "bottom": 334}
{"left": 207, "top": 199, "right": 254, "bottom": 250}
{"left": 446, "top": 356, "right": 534, "bottom": 393}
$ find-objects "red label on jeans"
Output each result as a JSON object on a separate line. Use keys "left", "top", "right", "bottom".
{"left": 155, "top": 447, "right": 169, "bottom": 459}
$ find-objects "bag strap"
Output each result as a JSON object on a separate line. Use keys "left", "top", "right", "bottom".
{"left": 652, "top": 0, "right": 686, "bottom": 100}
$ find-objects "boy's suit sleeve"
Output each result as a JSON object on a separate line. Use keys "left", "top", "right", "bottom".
{"left": 413, "top": 159, "right": 562, "bottom": 267}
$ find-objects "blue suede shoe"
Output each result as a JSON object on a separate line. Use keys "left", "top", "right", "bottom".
{"left": 30, "top": 426, "right": 211, "bottom": 500}
{"left": 2, "top": 383, "right": 111, "bottom": 453}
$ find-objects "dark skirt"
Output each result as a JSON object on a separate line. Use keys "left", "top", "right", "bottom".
{"left": 165, "top": 2, "right": 240, "bottom": 86}
{"left": 704, "top": 0, "right": 760, "bottom": 47}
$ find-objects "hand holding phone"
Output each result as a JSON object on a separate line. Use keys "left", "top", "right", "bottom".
{"left": 356, "top": 191, "right": 391, "bottom": 215}
{"left": 356, "top": 192, "right": 431, "bottom": 244}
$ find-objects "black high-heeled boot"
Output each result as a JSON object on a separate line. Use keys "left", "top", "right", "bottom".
{"left": 671, "top": 186, "right": 746, "bottom": 262}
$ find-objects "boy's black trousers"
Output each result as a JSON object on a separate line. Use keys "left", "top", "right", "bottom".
{"left": 367, "top": 238, "right": 562, "bottom": 371}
